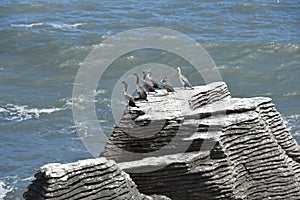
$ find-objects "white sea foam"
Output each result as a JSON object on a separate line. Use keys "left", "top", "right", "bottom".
{"left": 216, "top": 65, "right": 226, "bottom": 69}
{"left": 94, "top": 89, "right": 107, "bottom": 95}
{"left": 11, "top": 22, "right": 85, "bottom": 30}
{"left": 101, "top": 34, "right": 111, "bottom": 39}
{"left": 162, "top": 35, "right": 177, "bottom": 39}
{"left": 11, "top": 22, "right": 44, "bottom": 28}
{"left": 60, "top": 98, "right": 73, "bottom": 108}
{"left": 69, "top": 23, "right": 85, "bottom": 28}
{"left": 126, "top": 55, "right": 134, "bottom": 60}
{"left": 283, "top": 114, "right": 300, "bottom": 137}
{"left": 0, "top": 108, "right": 7, "bottom": 113}
{"left": 0, "top": 181, "right": 12, "bottom": 200}
{"left": 49, "top": 22, "right": 86, "bottom": 30}
{"left": 0, "top": 104, "right": 65, "bottom": 122}
{"left": 283, "top": 92, "right": 299, "bottom": 97}
{"left": 65, "top": 44, "right": 97, "bottom": 52}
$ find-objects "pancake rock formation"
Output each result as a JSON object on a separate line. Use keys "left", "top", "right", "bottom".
{"left": 24, "top": 82, "right": 300, "bottom": 200}
{"left": 23, "top": 157, "right": 170, "bottom": 200}
{"left": 101, "top": 81, "right": 300, "bottom": 200}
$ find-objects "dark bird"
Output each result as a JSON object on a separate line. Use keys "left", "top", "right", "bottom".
{"left": 161, "top": 77, "right": 175, "bottom": 92}
{"left": 121, "top": 81, "right": 139, "bottom": 108}
{"left": 176, "top": 66, "right": 193, "bottom": 89}
{"left": 134, "top": 73, "right": 148, "bottom": 101}
{"left": 142, "top": 71, "right": 156, "bottom": 92}
{"left": 146, "top": 69, "right": 159, "bottom": 88}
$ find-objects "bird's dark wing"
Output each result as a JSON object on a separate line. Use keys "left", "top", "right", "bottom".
{"left": 163, "top": 83, "right": 175, "bottom": 92}
{"left": 142, "top": 79, "right": 156, "bottom": 92}
{"left": 136, "top": 86, "right": 148, "bottom": 101}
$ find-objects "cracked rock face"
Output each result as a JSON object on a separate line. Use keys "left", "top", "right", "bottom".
{"left": 23, "top": 157, "right": 171, "bottom": 200}
{"left": 24, "top": 82, "right": 300, "bottom": 200}
{"left": 102, "top": 82, "right": 300, "bottom": 200}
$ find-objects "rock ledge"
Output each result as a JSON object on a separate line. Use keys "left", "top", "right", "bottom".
{"left": 24, "top": 82, "right": 300, "bottom": 200}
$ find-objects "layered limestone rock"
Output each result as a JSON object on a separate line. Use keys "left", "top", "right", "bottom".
{"left": 24, "top": 81, "right": 300, "bottom": 200}
{"left": 101, "top": 81, "right": 300, "bottom": 200}
{"left": 23, "top": 157, "right": 170, "bottom": 200}
{"left": 101, "top": 82, "right": 231, "bottom": 162}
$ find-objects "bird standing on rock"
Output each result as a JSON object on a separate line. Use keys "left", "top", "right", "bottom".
{"left": 161, "top": 77, "right": 175, "bottom": 92}
{"left": 142, "top": 71, "right": 156, "bottom": 92}
{"left": 176, "top": 66, "right": 193, "bottom": 89}
{"left": 134, "top": 73, "right": 148, "bottom": 101}
{"left": 146, "top": 69, "right": 159, "bottom": 88}
{"left": 121, "top": 81, "right": 139, "bottom": 108}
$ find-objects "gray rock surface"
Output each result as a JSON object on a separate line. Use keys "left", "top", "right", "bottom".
{"left": 23, "top": 157, "right": 170, "bottom": 200}
{"left": 101, "top": 82, "right": 300, "bottom": 200}
{"left": 24, "top": 82, "right": 300, "bottom": 200}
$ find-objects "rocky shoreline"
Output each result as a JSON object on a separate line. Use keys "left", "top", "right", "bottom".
{"left": 24, "top": 82, "right": 300, "bottom": 200}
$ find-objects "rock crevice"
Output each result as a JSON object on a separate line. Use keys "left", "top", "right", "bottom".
{"left": 23, "top": 158, "right": 170, "bottom": 200}
{"left": 102, "top": 82, "right": 300, "bottom": 200}
{"left": 24, "top": 82, "right": 300, "bottom": 200}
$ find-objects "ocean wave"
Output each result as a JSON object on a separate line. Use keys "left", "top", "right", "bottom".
{"left": 261, "top": 42, "right": 299, "bottom": 53}
{"left": 11, "top": 23, "right": 43, "bottom": 28}
{"left": 0, "top": 176, "right": 34, "bottom": 200}
{"left": 59, "top": 90, "right": 108, "bottom": 112}
{"left": 283, "top": 114, "right": 300, "bottom": 137}
{"left": 59, "top": 98, "right": 73, "bottom": 108}
{"left": 94, "top": 89, "right": 107, "bottom": 95}
{"left": 276, "top": 61, "right": 300, "bottom": 71}
{"left": 0, "top": 104, "right": 65, "bottom": 122}
{"left": 63, "top": 44, "right": 98, "bottom": 53}
{"left": 126, "top": 55, "right": 134, "bottom": 60}
{"left": 217, "top": 65, "right": 243, "bottom": 70}
{"left": 283, "top": 92, "right": 300, "bottom": 97}
{"left": 11, "top": 22, "right": 86, "bottom": 30}
{"left": 48, "top": 22, "right": 86, "bottom": 30}
{"left": 0, "top": 181, "right": 13, "bottom": 200}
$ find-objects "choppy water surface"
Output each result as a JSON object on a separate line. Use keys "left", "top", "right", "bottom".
{"left": 0, "top": 0, "right": 299, "bottom": 199}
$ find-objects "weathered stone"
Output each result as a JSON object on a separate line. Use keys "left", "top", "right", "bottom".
{"left": 24, "top": 81, "right": 300, "bottom": 200}
{"left": 102, "top": 82, "right": 300, "bottom": 200}
{"left": 23, "top": 157, "right": 171, "bottom": 200}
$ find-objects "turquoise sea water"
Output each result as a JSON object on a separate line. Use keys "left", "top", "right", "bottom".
{"left": 0, "top": 0, "right": 299, "bottom": 199}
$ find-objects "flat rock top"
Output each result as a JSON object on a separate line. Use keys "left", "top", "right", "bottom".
{"left": 118, "top": 151, "right": 210, "bottom": 171}
{"left": 40, "top": 157, "right": 113, "bottom": 178}
{"left": 131, "top": 82, "right": 271, "bottom": 121}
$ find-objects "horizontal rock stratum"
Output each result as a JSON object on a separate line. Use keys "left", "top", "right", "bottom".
{"left": 24, "top": 82, "right": 300, "bottom": 200}
{"left": 23, "top": 157, "right": 170, "bottom": 200}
